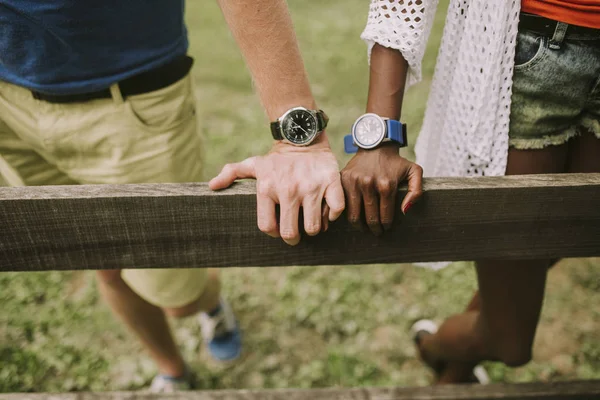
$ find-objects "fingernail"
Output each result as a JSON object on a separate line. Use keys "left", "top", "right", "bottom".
{"left": 403, "top": 202, "right": 413, "bottom": 215}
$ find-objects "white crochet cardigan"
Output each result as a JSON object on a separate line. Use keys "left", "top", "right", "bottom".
{"left": 362, "top": 0, "right": 522, "bottom": 178}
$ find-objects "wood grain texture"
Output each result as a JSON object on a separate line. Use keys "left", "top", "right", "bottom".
{"left": 1, "top": 174, "right": 600, "bottom": 272}
{"left": 1, "top": 380, "right": 600, "bottom": 400}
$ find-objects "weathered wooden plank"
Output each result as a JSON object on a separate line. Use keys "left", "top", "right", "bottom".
{"left": 1, "top": 380, "right": 600, "bottom": 400}
{"left": 1, "top": 174, "right": 599, "bottom": 272}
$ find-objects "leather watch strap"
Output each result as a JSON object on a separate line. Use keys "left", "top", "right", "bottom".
{"left": 270, "top": 121, "right": 283, "bottom": 140}
{"left": 316, "top": 110, "right": 329, "bottom": 132}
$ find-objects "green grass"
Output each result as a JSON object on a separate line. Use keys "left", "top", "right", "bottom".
{"left": 1, "top": 0, "right": 599, "bottom": 393}
{"left": 187, "top": 0, "right": 446, "bottom": 174}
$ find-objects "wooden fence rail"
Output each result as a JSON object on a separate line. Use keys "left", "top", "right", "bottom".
{"left": 1, "top": 381, "right": 599, "bottom": 400}
{"left": 2, "top": 174, "right": 599, "bottom": 399}
{"left": 1, "top": 173, "right": 600, "bottom": 272}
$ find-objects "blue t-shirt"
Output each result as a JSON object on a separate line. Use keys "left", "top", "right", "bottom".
{"left": 0, "top": 1, "right": 188, "bottom": 94}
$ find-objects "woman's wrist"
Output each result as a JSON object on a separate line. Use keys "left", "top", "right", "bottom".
{"left": 356, "top": 140, "right": 401, "bottom": 156}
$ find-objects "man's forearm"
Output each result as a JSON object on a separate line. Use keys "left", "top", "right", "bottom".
{"left": 366, "top": 44, "right": 409, "bottom": 120}
{"left": 217, "top": 0, "right": 316, "bottom": 122}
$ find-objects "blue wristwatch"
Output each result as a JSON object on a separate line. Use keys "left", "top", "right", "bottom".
{"left": 344, "top": 113, "right": 407, "bottom": 153}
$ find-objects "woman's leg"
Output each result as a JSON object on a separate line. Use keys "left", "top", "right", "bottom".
{"left": 430, "top": 128, "right": 600, "bottom": 382}
{"left": 567, "top": 129, "right": 600, "bottom": 173}
{"left": 418, "top": 144, "right": 569, "bottom": 383}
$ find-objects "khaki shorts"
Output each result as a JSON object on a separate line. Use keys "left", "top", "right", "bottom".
{"left": 0, "top": 74, "right": 208, "bottom": 308}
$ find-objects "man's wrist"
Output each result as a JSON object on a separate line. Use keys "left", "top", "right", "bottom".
{"left": 272, "top": 131, "right": 330, "bottom": 151}
{"left": 266, "top": 99, "right": 317, "bottom": 122}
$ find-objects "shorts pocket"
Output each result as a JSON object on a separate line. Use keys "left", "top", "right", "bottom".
{"left": 514, "top": 30, "right": 549, "bottom": 71}
{"left": 124, "top": 74, "right": 196, "bottom": 134}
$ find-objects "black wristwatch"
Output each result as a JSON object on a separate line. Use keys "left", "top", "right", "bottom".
{"left": 270, "top": 107, "right": 329, "bottom": 146}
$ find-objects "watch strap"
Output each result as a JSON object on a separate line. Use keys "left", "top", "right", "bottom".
{"left": 344, "top": 134, "right": 358, "bottom": 153}
{"left": 316, "top": 110, "right": 329, "bottom": 132}
{"left": 270, "top": 121, "right": 283, "bottom": 140}
{"left": 387, "top": 120, "right": 408, "bottom": 147}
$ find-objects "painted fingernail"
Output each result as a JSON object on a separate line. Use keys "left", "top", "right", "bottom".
{"left": 403, "top": 202, "right": 413, "bottom": 215}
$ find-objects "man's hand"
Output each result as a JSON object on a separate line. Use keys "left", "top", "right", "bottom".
{"left": 214, "top": 0, "right": 350, "bottom": 243}
{"left": 341, "top": 142, "right": 423, "bottom": 236}
{"left": 210, "top": 137, "right": 345, "bottom": 245}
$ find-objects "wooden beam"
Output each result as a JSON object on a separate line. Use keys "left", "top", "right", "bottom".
{"left": 1, "top": 381, "right": 600, "bottom": 400}
{"left": 1, "top": 174, "right": 599, "bottom": 272}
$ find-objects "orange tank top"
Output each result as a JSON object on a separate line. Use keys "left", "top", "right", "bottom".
{"left": 521, "top": 0, "right": 600, "bottom": 29}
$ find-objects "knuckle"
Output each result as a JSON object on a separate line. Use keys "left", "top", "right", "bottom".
{"left": 364, "top": 198, "right": 376, "bottom": 207}
{"left": 341, "top": 170, "right": 351, "bottom": 183}
{"left": 258, "top": 219, "right": 277, "bottom": 234}
{"left": 341, "top": 175, "right": 352, "bottom": 189}
{"left": 377, "top": 179, "right": 393, "bottom": 196}
{"left": 280, "top": 229, "right": 298, "bottom": 241}
{"left": 283, "top": 184, "right": 298, "bottom": 199}
{"left": 360, "top": 175, "right": 374, "bottom": 188}
{"left": 302, "top": 181, "right": 320, "bottom": 194}
{"left": 305, "top": 224, "right": 320, "bottom": 236}
{"left": 256, "top": 180, "right": 272, "bottom": 196}
{"left": 330, "top": 202, "right": 345, "bottom": 214}
{"left": 327, "top": 171, "right": 341, "bottom": 184}
{"left": 348, "top": 215, "right": 361, "bottom": 225}
{"left": 348, "top": 171, "right": 362, "bottom": 182}
{"left": 367, "top": 218, "right": 379, "bottom": 227}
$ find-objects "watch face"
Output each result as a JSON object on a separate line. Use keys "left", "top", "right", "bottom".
{"left": 282, "top": 109, "right": 318, "bottom": 145}
{"left": 353, "top": 114, "right": 386, "bottom": 149}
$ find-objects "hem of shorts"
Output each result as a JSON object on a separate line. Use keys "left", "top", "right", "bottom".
{"left": 121, "top": 269, "right": 208, "bottom": 309}
{"left": 509, "top": 126, "right": 581, "bottom": 150}
{"left": 580, "top": 118, "right": 600, "bottom": 140}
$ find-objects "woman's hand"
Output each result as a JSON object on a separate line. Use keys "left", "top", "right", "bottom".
{"left": 341, "top": 142, "right": 423, "bottom": 235}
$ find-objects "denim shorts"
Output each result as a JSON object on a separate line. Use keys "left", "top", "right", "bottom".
{"left": 509, "top": 16, "right": 600, "bottom": 149}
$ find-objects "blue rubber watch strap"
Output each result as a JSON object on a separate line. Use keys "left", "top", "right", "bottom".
{"left": 344, "top": 134, "right": 358, "bottom": 153}
{"left": 387, "top": 120, "right": 408, "bottom": 147}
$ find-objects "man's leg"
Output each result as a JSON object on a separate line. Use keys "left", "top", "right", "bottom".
{"left": 163, "top": 269, "right": 221, "bottom": 318}
{"left": 0, "top": 80, "right": 197, "bottom": 380}
{"left": 0, "top": 76, "right": 239, "bottom": 389}
{"left": 96, "top": 270, "right": 188, "bottom": 377}
{"left": 95, "top": 268, "right": 221, "bottom": 377}
{"left": 68, "top": 78, "right": 240, "bottom": 370}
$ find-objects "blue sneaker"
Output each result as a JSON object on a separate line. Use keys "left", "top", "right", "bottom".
{"left": 198, "top": 296, "right": 242, "bottom": 361}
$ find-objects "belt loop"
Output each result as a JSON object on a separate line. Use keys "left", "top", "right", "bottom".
{"left": 109, "top": 84, "right": 124, "bottom": 105}
{"left": 549, "top": 22, "right": 568, "bottom": 50}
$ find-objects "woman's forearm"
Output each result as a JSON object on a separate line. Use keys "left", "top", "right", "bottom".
{"left": 366, "top": 44, "right": 409, "bottom": 120}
